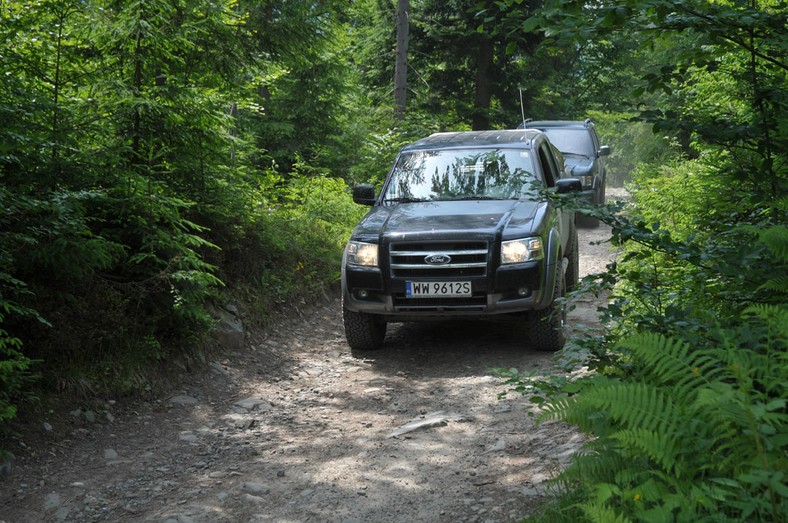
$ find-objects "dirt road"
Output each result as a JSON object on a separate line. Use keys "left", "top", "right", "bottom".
{"left": 0, "top": 220, "right": 616, "bottom": 523}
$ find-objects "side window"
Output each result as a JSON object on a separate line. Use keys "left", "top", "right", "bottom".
{"left": 537, "top": 143, "right": 558, "bottom": 187}
{"left": 588, "top": 126, "right": 600, "bottom": 155}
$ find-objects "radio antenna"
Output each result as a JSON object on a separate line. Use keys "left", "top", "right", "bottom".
{"left": 519, "top": 89, "right": 526, "bottom": 128}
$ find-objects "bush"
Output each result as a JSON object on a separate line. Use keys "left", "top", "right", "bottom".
{"left": 534, "top": 308, "right": 786, "bottom": 523}
{"left": 222, "top": 172, "right": 366, "bottom": 323}
{"left": 502, "top": 188, "right": 788, "bottom": 522}
{"left": 0, "top": 309, "right": 36, "bottom": 430}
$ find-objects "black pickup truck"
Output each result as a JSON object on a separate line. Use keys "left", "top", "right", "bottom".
{"left": 518, "top": 119, "right": 611, "bottom": 226}
{"left": 341, "top": 129, "right": 581, "bottom": 353}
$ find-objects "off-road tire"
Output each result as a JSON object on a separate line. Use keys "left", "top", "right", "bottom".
{"left": 528, "top": 265, "right": 567, "bottom": 352}
{"left": 342, "top": 302, "right": 386, "bottom": 351}
{"left": 564, "top": 226, "right": 580, "bottom": 292}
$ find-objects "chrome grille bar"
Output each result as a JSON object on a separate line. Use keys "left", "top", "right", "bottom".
{"left": 389, "top": 241, "right": 489, "bottom": 278}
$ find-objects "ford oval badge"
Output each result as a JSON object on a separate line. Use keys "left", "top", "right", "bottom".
{"left": 425, "top": 254, "right": 451, "bottom": 265}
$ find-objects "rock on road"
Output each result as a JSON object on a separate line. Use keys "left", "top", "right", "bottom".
{"left": 0, "top": 221, "right": 617, "bottom": 523}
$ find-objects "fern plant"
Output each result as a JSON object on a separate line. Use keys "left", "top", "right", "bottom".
{"left": 538, "top": 310, "right": 787, "bottom": 522}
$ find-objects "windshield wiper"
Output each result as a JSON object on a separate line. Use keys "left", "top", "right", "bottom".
{"left": 448, "top": 196, "right": 507, "bottom": 201}
{"left": 384, "top": 197, "right": 427, "bottom": 203}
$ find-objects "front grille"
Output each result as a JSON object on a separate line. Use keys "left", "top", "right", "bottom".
{"left": 389, "top": 241, "right": 489, "bottom": 278}
{"left": 392, "top": 296, "right": 488, "bottom": 311}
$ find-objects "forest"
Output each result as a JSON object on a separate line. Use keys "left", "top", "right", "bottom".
{"left": 1, "top": 0, "right": 785, "bottom": 521}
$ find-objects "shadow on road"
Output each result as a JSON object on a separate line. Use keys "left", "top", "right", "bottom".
{"left": 348, "top": 319, "right": 562, "bottom": 381}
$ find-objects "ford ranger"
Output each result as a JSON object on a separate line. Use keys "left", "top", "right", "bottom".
{"left": 341, "top": 129, "right": 581, "bottom": 352}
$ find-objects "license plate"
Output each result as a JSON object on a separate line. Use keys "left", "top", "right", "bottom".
{"left": 406, "top": 281, "right": 472, "bottom": 298}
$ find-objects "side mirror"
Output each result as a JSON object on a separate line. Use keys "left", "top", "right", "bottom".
{"left": 598, "top": 145, "right": 611, "bottom": 157}
{"left": 556, "top": 178, "right": 582, "bottom": 194}
{"left": 352, "top": 184, "right": 377, "bottom": 205}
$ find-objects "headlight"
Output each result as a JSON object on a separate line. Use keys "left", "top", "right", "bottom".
{"left": 501, "top": 237, "right": 543, "bottom": 264}
{"left": 346, "top": 241, "right": 379, "bottom": 267}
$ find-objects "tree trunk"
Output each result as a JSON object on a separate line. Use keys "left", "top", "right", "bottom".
{"left": 472, "top": 38, "right": 493, "bottom": 130}
{"left": 394, "top": 0, "right": 409, "bottom": 121}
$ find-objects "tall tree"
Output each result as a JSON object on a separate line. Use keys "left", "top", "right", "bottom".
{"left": 394, "top": 0, "right": 410, "bottom": 120}
{"left": 407, "top": 0, "right": 546, "bottom": 129}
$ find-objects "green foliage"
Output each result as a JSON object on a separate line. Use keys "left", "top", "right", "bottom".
{"left": 0, "top": 191, "right": 43, "bottom": 429}
{"left": 352, "top": 0, "right": 562, "bottom": 129}
{"left": 0, "top": 316, "right": 33, "bottom": 427}
{"left": 224, "top": 173, "right": 365, "bottom": 322}
{"left": 586, "top": 111, "right": 678, "bottom": 187}
{"left": 0, "top": 0, "right": 373, "bottom": 415}
{"left": 605, "top": 167, "right": 787, "bottom": 341}
{"left": 526, "top": 119, "right": 788, "bottom": 521}
{"left": 506, "top": 3, "right": 788, "bottom": 522}
{"left": 0, "top": 182, "right": 225, "bottom": 395}
{"left": 5, "top": 190, "right": 126, "bottom": 284}
{"left": 536, "top": 317, "right": 787, "bottom": 523}
{"left": 0, "top": 292, "right": 40, "bottom": 429}
{"left": 248, "top": 44, "right": 350, "bottom": 175}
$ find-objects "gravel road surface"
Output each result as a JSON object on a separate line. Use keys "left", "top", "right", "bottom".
{"left": 0, "top": 215, "right": 619, "bottom": 523}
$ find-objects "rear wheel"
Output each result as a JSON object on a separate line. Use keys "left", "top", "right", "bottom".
{"left": 528, "top": 265, "right": 567, "bottom": 352}
{"left": 342, "top": 300, "right": 386, "bottom": 352}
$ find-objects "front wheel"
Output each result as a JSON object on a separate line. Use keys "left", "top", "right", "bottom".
{"left": 342, "top": 302, "right": 387, "bottom": 352}
{"left": 528, "top": 265, "right": 567, "bottom": 352}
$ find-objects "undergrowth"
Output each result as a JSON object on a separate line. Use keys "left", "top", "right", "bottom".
{"left": 540, "top": 311, "right": 786, "bottom": 522}
{"left": 500, "top": 183, "right": 787, "bottom": 522}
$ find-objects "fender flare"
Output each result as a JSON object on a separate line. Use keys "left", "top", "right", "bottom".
{"left": 540, "top": 227, "right": 563, "bottom": 308}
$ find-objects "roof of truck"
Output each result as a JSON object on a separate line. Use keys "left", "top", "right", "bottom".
{"left": 517, "top": 119, "right": 596, "bottom": 130}
{"left": 401, "top": 129, "right": 543, "bottom": 152}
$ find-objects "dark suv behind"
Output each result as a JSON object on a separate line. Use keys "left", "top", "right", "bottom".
{"left": 518, "top": 119, "right": 610, "bottom": 225}
{"left": 342, "top": 129, "right": 581, "bottom": 353}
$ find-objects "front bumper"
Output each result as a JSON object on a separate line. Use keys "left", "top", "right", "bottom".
{"left": 342, "top": 260, "right": 555, "bottom": 322}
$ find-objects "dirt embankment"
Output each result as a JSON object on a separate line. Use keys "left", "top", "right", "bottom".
{"left": 0, "top": 216, "right": 618, "bottom": 523}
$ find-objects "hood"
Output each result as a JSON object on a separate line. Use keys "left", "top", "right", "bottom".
{"left": 352, "top": 199, "right": 546, "bottom": 243}
{"left": 563, "top": 156, "right": 595, "bottom": 178}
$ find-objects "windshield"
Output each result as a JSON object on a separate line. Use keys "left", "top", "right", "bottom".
{"left": 541, "top": 129, "right": 595, "bottom": 157}
{"left": 382, "top": 148, "right": 538, "bottom": 202}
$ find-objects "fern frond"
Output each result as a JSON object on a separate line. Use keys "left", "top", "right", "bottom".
{"left": 691, "top": 383, "right": 750, "bottom": 427}
{"left": 758, "top": 275, "right": 788, "bottom": 294}
{"left": 581, "top": 501, "right": 633, "bottom": 523}
{"left": 539, "top": 377, "right": 621, "bottom": 433}
{"left": 560, "top": 446, "right": 635, "bottom": 486}
{"left": 539, "top": 396, "right": 579, "bottom": 423}
{"left": 617, "top": 332, "right": 726, "bottom": 397}
{"left": 577, "top": 382, "right": 682, "bottom": 436}
{"left": 610, "top": 428, "right": 680, "bottom": 476}
{"left": 758, "top": 225, "right": 788, "bottom": 262}
{"left": 742, "top": 305, "right": 788, "bottom": 339}
{"left": 773, "top": 195, "right": 788, "bottom": 213}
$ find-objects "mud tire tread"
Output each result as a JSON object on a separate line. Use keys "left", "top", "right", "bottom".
{"left": 343, "top": 303, "right": 386, "bottom": 351}
{"left": 528, "top": 265, "right": 567, "bottom": 352}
